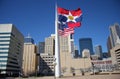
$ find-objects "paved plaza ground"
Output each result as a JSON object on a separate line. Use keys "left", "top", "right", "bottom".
{"left": 4, "top": 74, "right": 120, "bottom": 79}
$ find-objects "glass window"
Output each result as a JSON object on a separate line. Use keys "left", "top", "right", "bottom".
{"left": 0, "top": 56, "right": 8, "bottom": 58}
{"left": 0, "top": 40, "right": 10, "bottom": 42}
{"left": 0, "top": 48, "right": 9, "bottom": 50}
{"left": 0, "top": 44, "right": 9, "bottom": 46}
{"left": 0, "top": 36, "right": 10, "bottom": 38}
{"left": 0, "top": 52, "right": 8, "bottom": 54}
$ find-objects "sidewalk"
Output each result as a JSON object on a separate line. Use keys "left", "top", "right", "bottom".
{"left": 14, "top": 74, "right": 120, "bottom": 79}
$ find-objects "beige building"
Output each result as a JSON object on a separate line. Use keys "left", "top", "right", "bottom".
{"left": 39, "top": 53, "right": 54, "bottom": 75}
{"left": 59, "top": 34, "right": 92, "bottom": 76}
{"left": 82, "top": 49, "right": 90, "bottom": 58}
{"left": 22, "top": 43, "right": 37, "bottom": 76}
{"left": 45, "top": 34, "right": 55, "bottom": 55}
{"left": 41, "top": 34, "right": 92, "bottom": 76}
{"left": 110, "top": 44, "right": 120, "bottom": 69}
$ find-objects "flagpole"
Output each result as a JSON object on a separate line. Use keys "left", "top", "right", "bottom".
{"left": 55, "top": 4, "right": 61, "bottom": 77}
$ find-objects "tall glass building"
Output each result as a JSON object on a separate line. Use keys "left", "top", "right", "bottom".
{"left": 95, "top": 45, "right": 103, "bottom": 59}
{"left": 38, "top": 42, "right": 45, "bottom": 54}
{"left": 79, "top": 38, "right": 94, "bottom": 56}
{"left": 0, "top": 24, "right": 24, "bottom": 76}
{"left": 110, "top": 23, "right": 120, "bottom": 48}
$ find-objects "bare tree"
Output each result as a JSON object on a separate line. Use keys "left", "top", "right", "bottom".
{"left": 70, "top": 67, "right": 75, "bottom": 76}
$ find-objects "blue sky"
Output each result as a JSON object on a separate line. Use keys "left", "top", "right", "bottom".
{"left": 0, "top": 0, "right": 120, "bottom": 52}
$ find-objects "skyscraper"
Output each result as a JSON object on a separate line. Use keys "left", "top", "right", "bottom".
{"left": 79, "top": 38, "right": 94, "bottom": 56}
{"left": 94, "top": 45, "right": 103, "bottom": 59}
{"left": 22, "top": 35, "right": 37, "bottom": 76}
{"left": 109, "top": 23, "right": 120, "bottom": 48}
{"left": 0, "top": 24, "right": 24, "bottom": 76}
{"left": 107, "top": 36, "right": 112, "bottom": 57}
{"left": 38, "top": 42, "right": 45, "bottom": 54}
{"left": 45, "top": 34, "right": 55, "bottom": 55}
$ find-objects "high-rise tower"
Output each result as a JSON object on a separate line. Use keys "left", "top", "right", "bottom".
{"left": 22, "top": 35, "right": 37, "bottom": 76}
{"left": 79, "top": 38, "right": 94, "bottom": 56}
{"left": 38, "top": 42, "right": 45, "bottom": 54}
{"left": 94, "top": 45, "right": 103, "bottom": 59}
{"left": 109, "top": 23, "right": 120, "bottom": 48}
{"left": 0, "top": 24, "right": 24, "bottom": 76}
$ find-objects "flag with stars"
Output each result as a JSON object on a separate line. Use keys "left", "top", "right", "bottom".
{"left": 57, "top": 7, "right": 82, "bottom": 28}
{"left": 57, "top": 7, "right": 82, "bottom": 36}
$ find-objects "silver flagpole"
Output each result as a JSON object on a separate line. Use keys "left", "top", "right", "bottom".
{"left": 55, "top": 3, "right": 61, "bottom": 77}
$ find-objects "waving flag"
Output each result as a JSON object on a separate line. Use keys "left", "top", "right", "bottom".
{"left": 58, "top": 27, "right": 74, "bottom": 37}
{"left": 57, "top": 7, "right": 82, "bottom": 36}
{"left": 58, "top": 7, "right": 82, "bottom": 28}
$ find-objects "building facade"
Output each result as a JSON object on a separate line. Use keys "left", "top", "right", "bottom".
{"left": 60, "top": 35, "right": 92, "bottom": 76}
{"left": 38, "top": 42, "right": 45, "bottom": 54}
{"left": 82, "top": 49, "right": 90, "bottom": 58}
{"left": 91, "top": 58, "right": 113, "bottom": 72}
{"left": 0, "top": 24, "right": 24, "bottom": 76}
{"left": 79, "top": 38, "right": 94, "bottom": 56}
{"left": 107, "top": 36, "right": 113, "bottom": 57}
{"left": 39, "top": 53, "right": 54, "bottom": 75}
{"left": 94, "top": 45, "right": 103, "bottom": 59}
{"left": 110, "top": 44, "right": 120, "bottom": 70}
{"left": 45, "top": 34, "right": 55, "bottom": 55}
{"left": 109, "top": 23, "right": 120, "bottom": 48}
{"left": 22, "top": 36, "right": 37, "bottom": 76}
{"left": 39, "top": 34, "right": 55, "bottom": 76}
{"left": 39, "top": 34, "right": 92, "bottom": 76}
{"left": 73, "top": 46, "right": 79, "bottom": 58}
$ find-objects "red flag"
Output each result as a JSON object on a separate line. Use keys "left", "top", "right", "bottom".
{"left": 57, "top": 7, "right": 82, "bottom": 37}
{"left": 58, "top": 7, "right": 82, "bottom": 29}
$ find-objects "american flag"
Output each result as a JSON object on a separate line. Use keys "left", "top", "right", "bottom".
{"left": 58, "top": 27, "right": 74, "bottom": 37}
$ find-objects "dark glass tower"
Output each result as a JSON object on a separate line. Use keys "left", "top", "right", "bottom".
{"left": 38, "top": 42, "right": 45, "bottom": 54}
{"left": 79, "top": 38, "right": 94, "bottom": 56}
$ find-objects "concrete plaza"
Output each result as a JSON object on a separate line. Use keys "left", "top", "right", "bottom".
{"left": 10, "top": 74, "right": 120, "bottom": 79}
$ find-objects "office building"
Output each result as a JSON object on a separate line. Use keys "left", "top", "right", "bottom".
{"left": 74, "top": 46, "right": 79, "bottom": 58}
{"left": 91, "top": 58, "right": 112, "bottom": 72}
{"left": 79, "top": 38, "right": 94, "bottom": 56}
{"left": 107, "top": 36, "right": 112, "bottom": 57}
{"left": 45, "top": 34, "right": 55, "bottom": 55}
{"left": 94, "top": 45, "right": 103, "bottom": 59}
{"left": 39, "top": 53, "right": 54, "bottom": 75}
{"left": 39, "top": 34, "right": 55, "bottom": 75}
{"left": 102, "top": 52, "right": 109, "bottom": 58}
{"left": 60, "top": 35, "right": 92, "bottom": 76}
{"left": 0, "top": 24, "right": 24, "bottom": 76}
{"left": 110, "top": 44, "right": 120, "bottom": 70}
{"left": 22, "top": 36, "right": 37, "bottom": 76}
{"left": 40, "top": 34, "right": 92, "bottom": 76}
{"left": 90, "top": 55, "right": 99, "bottom": 60}
{"left": 109, "top": 23, "right": 120, "bottom": 48}
{"left": 38, "top": 42, "right": 45, "bottom": 54}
